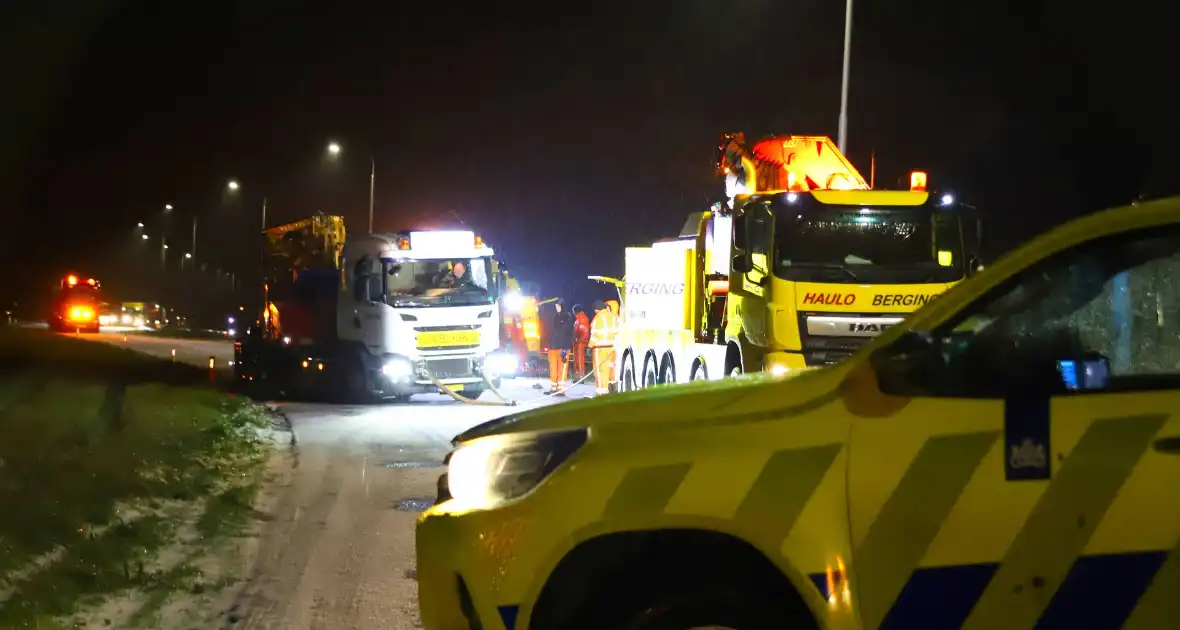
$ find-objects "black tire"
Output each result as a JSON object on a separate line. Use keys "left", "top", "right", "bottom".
{"left": 589, "top": 588, "right": 800, "bottom": 630}
{"left": 341, "top": 354, "right": 377, "bottom": 404}
{"left": 621, "top": 356, "right": 637, "bottom": 392}
{"left": 643, "top": 356, "right": 658, "bottom": 389}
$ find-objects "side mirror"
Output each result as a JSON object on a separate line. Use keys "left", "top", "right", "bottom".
{"left": 732, "top": 252, "right": 753, "bottom": 274}
{"left": 868, "top": 331, "right": 943, "bottom": 396}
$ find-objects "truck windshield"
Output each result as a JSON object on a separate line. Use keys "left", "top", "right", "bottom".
{"left": 773, "top": 207, "right": 963, "bottom": 284}
{"left": 383, "top": 256, "right": 494, "bottom": 307}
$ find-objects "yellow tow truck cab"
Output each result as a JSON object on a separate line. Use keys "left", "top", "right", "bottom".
{"left": 418, "top": 195, "right": 1180, "bottom": 630}
{"left": 605, "top": 134, "right": 984, "bottom": 393}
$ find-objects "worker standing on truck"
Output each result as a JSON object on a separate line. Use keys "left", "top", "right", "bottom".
{"left": 572, "top": 304, "right": 590, "bottom": 377}
{"left": 547, "top": 300, "right": 574, "bottom": 395}
{"left": 590, "top": 299, "right": 617, "bottom": 395}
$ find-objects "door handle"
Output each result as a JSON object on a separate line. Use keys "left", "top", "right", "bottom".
{"left": 1152, "top": 436, "right": 1180, "bottom": 454}
{"left": 352, "top": 316, "right": 362, "bottom": 329}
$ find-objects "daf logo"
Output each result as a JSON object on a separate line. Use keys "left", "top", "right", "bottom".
{"left": 848, "top": 322, "right": 893, "bottom": 333}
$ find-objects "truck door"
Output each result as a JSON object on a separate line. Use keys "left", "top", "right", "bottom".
{"left": 847, "top": 224, "right": 1180, "bottom": 629}
{"left": 339, "top": 255, "right": 385, "bottom": 353}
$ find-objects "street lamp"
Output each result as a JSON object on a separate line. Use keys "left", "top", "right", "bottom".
{"left": 165, "top": 204, "right": 173, "bottom": 210}
{"left": 227, "top": 179, "right": 240, "bottom": 192}
{"left": 137, "top": 222, "right": 144, "bottom": 228}
{"left": 184, "top": 252, "right": 192, "bottom": 259}
{"left": 837, "top": 0, "right": 853, "bottom": 153}
{"left": 141, "top": 233, "right": 149, "bottom": 240}
{"left": 326, "top": 141, "right": 376, "bottom": 234}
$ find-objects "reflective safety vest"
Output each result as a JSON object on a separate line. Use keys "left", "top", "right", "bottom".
{"left": 589, "top": 308, "right": 617, "bottom": 347}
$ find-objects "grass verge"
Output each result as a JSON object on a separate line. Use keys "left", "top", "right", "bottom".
{"left": 0, "top": 328, "right": 272, "bottom": 628}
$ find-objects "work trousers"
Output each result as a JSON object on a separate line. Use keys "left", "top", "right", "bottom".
{"left": 592, "top": 346, "right": 615, "bottom": 395}
{"left": 573, "top": 340, "right": 588, "bottom": 375}
{"left": 547, "top": 348, "right": 569, "bottom": 391}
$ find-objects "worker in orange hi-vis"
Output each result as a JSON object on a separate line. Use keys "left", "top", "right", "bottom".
{"left": 589, "top": 299, "right": 618, "bottom": 395}
{"left": 572, "top": 304, "right": 590, "bottom": 377}
{"left": 604, "top": 299, "right": 620, "bottom": 381}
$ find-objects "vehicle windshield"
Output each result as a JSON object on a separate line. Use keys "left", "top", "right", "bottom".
{"left": 382, "top": 256, "right": 494, "bottom": 307}
{"left": 773, "top": 206, "right": 963, "bottom": 283}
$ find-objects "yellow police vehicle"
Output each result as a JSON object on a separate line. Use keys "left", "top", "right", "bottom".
{"left": 417, "top": 195, "right": 1180, "bottom": 629}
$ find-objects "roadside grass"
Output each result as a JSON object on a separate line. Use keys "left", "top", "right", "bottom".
{"left": 0, "top": 328, "right": 272, "bottom": 628}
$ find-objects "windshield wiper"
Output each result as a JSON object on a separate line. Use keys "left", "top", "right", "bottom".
{"left": 792, "top": 262, "right": 859, "bottom": 281}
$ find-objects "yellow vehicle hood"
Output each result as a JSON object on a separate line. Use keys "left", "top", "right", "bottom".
{"left": 455, "top": 365, "right": 855, "bottom": 444}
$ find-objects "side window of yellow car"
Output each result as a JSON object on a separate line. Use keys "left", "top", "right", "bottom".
{"left": 936, "top": 225, "right": 1180, "bottom": 392}
{"left": 849, "top": 224, "right": 1180, "bottom": 630}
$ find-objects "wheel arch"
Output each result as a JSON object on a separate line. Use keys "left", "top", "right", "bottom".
{"left": 528, "top": 527, "right": 819, "bottom": 630}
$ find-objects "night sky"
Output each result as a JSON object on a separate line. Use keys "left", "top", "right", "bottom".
{"left": 2, "top": 1, "right": 1177, "bottom": 311}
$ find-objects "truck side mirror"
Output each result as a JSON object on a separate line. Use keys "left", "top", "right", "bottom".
{"left": 732, "top": 252, "right": 753, "bottom": 274}
{"left": 732, "top": 213, "right": 749, "bottom": 252}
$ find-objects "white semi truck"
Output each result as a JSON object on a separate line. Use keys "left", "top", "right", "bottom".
{"left": 234, "top": 216, "right": 516, "bottom": 402}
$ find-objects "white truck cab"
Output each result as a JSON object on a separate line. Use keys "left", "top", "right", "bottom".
{"left": 339, "top": 230, "right": 514, "bottom": 400}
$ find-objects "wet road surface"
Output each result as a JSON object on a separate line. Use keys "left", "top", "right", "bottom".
{"left": 84, "top": 331, "right": 590, "bottom": 629}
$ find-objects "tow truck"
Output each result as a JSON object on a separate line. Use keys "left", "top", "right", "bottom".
{"left": 48, "top": 274, "right": 101, "bottom": 333}
{"left": 603, "top": 133, "right": 983, "bottom": 389}
{"left": 234, "top": 216, "right": 516, "bottom": 401}
{"left": 418, "top": 195, "right": 1180, "bottom": 630}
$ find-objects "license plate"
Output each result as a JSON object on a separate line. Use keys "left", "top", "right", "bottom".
{"left": 417, "top": 330, "right": 479, "bottom": 348}
{"left": 448, "top": 384, "right": 465, "bottom": 392}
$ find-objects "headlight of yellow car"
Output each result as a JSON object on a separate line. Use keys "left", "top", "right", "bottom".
{"left": 446, "top": 428, "right": 587, "bottom": 508}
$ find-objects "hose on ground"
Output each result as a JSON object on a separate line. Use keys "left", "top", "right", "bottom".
{"left": 429, "top": 351, "right": 613, "bottom": 406}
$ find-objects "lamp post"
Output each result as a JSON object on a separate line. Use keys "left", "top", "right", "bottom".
{"left": 837, "top": 0, "right": 853, "bottom": 153}
{"left": 326, "top": 141, "right": 375, "bottom": 233}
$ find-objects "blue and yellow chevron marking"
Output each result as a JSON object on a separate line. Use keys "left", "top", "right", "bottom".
{"left": 813, "top": 413, "right": 1173, "bottom": 629}
{"left": 809, "top": 550, "right": 1168, "bottom": 629}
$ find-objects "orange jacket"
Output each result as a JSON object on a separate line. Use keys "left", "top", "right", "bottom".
{"left": 574, "top": 312, "right": 591, "bottom": 341}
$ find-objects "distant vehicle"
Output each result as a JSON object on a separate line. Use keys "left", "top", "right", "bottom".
{"left": 234, "top": 216, "right": 515, "bottom": 402}
{"left": 48, "top": 274, "right": 101, "bottom": 333}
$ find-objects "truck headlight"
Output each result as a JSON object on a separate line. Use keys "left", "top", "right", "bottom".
{"left": 382, "top": 357, "right": 414, "bottom": 380}
{"left": 503, "top": 291, "right": 524, "bottom": 313}
{"left": 447, "top": 429, "right": 587, "bottom": 507}
{"left": 485, "top": 351, "right": 517, "bottom": 377}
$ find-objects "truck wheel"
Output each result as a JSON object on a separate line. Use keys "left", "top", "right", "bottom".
{"left": 587, "top": 588, "right": 800, "bottom": 630}
{"left": 620, "top": 358, "right": 637, "bottom": 392}
{"left": 342, "top": 354, "right": 377, "bottom": 404}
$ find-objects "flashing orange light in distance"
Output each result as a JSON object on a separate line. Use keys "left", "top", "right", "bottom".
{"left": 910, "top": 171, "right": 928, "bottom": 192}
{"left": 67, "top": 275, "right": 78, "bottom": 286}
{"left": 474, "top": 235, "right": 484, "bottom": 248}
{"left": 397, "top": 237, "right": 410, "bottom": 249}
{"left": 68, "top": 305, "right": 95, "bottom": 321}
{"left": 86, "top": 278, "right": 96, "bottom": 286}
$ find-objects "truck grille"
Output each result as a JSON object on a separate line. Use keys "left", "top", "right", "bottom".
{"left": 796, "top": 311, "right": 899, "bottom": 367}
{"left": 413, "top": 324, "right": 479, "bottom": 332}
{"left": 427, "top": 358, "right": 473, "bottom": 379}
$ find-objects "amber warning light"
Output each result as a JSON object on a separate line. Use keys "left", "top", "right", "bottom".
{"left": 910, "top": 171, "right": 928, "bottom": 192}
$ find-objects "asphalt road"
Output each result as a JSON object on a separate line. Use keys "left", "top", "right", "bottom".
{"left": 84, "top": 330, "right": 590, "bottom": 629}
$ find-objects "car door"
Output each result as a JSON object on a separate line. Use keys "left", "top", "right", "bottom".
{"left": 847, "top": 223, "right": 1180, "bottom": 630}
